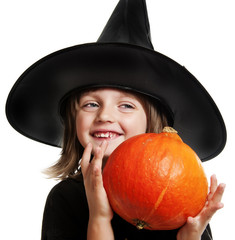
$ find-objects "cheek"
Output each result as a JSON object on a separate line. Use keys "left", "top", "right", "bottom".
{"left": 123, "top": 113, "right": 147, "bottom": 137}
{"left": 139, "top": 113, "right": 148, "bottom": 132}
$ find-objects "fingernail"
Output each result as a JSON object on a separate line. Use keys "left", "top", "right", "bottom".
{"left": 87, "top": 142, "right": 92, "bottom": 148}
{"left": 220, "top": 183, "right": 226, "bottom": 190}
{"left": 211, "top": 174, "right": 217, "bottom": 179}
{"left": 100, "top": 140, "right": 108, "bottom": 148}
{"left": 96, "top": 145, "right": 101, "bottom": 152}
{"left": 219, "top": 202, "right": 224, "bottom": 208}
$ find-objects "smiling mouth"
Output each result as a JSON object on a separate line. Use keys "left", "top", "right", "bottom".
{"left": 93, "top": 131, "right": 121, "bottom": 139}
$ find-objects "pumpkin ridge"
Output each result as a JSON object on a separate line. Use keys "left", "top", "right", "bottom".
{"left": 148, "top": 153, "right": 175, "bottom": 220}
{"left": 154, "top": 180, "right": 169, "bottom": 210}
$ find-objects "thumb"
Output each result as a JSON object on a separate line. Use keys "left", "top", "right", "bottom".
{"left": 185, "top": 216, "right": 200, "bottom": 232}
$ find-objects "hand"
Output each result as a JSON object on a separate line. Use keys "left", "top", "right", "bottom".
{"left": 177, "top": 174, "right": 225, "bottom": 240}
{"left": 81, "top": 141, "right": 113, "bottom": 221}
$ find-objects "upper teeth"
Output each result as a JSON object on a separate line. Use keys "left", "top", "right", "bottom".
{"left": 94, "top": 132, "right": 116, "bottom": 138}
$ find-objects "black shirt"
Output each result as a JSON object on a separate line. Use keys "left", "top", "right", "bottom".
{"left": 41, "top": 177, "right": 212, "bottom": 240}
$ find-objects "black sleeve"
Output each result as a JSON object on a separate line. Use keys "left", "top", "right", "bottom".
{"left": 202, "top": 224, "right": 213, "bottom": 240}
{"left": 41, "top": 179, "right": 89, "bottom": 240}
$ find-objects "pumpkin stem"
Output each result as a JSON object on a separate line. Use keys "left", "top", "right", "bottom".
{"left": 162, "top": 126, "right": 178, "bottom": 133}
{"left": 133, "top": 219, "right": 148, "bottom": 230}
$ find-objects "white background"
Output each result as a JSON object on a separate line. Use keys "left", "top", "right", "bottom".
{"left": 1, "top": 0, "right": 234, "bottom": 239}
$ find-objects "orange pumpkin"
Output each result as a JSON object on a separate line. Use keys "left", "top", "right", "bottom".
{"left": 103, "top": 127, "right": 208, "bottom": 230}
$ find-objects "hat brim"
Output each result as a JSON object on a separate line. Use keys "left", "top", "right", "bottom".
{"left": 6, "top": 42, "right": 226, "bottom": 161}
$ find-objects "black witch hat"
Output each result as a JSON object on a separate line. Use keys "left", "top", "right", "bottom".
{"left": 6, "top": 0, "right": 226, "bottom": 161}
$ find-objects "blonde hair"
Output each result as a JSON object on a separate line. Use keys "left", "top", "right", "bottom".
{"left": 44, "top": 90, "right": 169, "bottom": 180}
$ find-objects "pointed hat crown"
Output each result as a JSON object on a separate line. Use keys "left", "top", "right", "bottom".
{"left": 98, "top": 0, "right": 154, "bottom": 50}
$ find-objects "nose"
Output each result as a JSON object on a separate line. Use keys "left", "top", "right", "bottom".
{"left": 96, "top": 105, "right": 115, "bottom": 123}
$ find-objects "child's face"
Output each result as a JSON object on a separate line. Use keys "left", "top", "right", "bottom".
{"left": 76, "top": 88, "right": 147, "bottom": 159}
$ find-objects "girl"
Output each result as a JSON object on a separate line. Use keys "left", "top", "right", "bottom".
{"left": 40, "top": 87, "right": 225, "bottom": 240}
{"left": 6, "top": 0, "right": 226, "bottom": 239}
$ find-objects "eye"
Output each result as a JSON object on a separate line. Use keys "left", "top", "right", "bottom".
{"left": 120, "top": 104, "right": 134, "bottom": 109}
{"left": 82, "top": 102, "right": 99, "bottom": 111}
{"left": 119, "top": 103, "right": 135, "bottom": 112}
{"left": 85, "top": 102, "right": 99, "bottom": 108}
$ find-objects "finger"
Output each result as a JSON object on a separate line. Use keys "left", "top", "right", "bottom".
{"left": 89, "top": 148, "right": 105, "bottom": 190}
{"left": 207, "top": 174, "right": 218, "bottom": 201}
{"left": 92, "top": 147, "right": 103, "bottom": 175}
{"left": 89, "top": 141, "right": 108, "bottom": 188}
{"left": 201, "top": 183, "right": 225, "bottom": 223}
{"left": 211, "top": 183, "right": 226, "bottom": 206}
{"left": 210, "top": 174, "right": 218, "bottom": 193}
{"left": 99, "top": 140, "right": 109, "bottom": 158}
{"left": 91, "top": 141, "right": 108, "bottom": 168}
{"left": 186, "top": 216, "right": 195, "bottom": 225}
{"left": 80, "top": 143, "right": 93, "bottom": 175}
